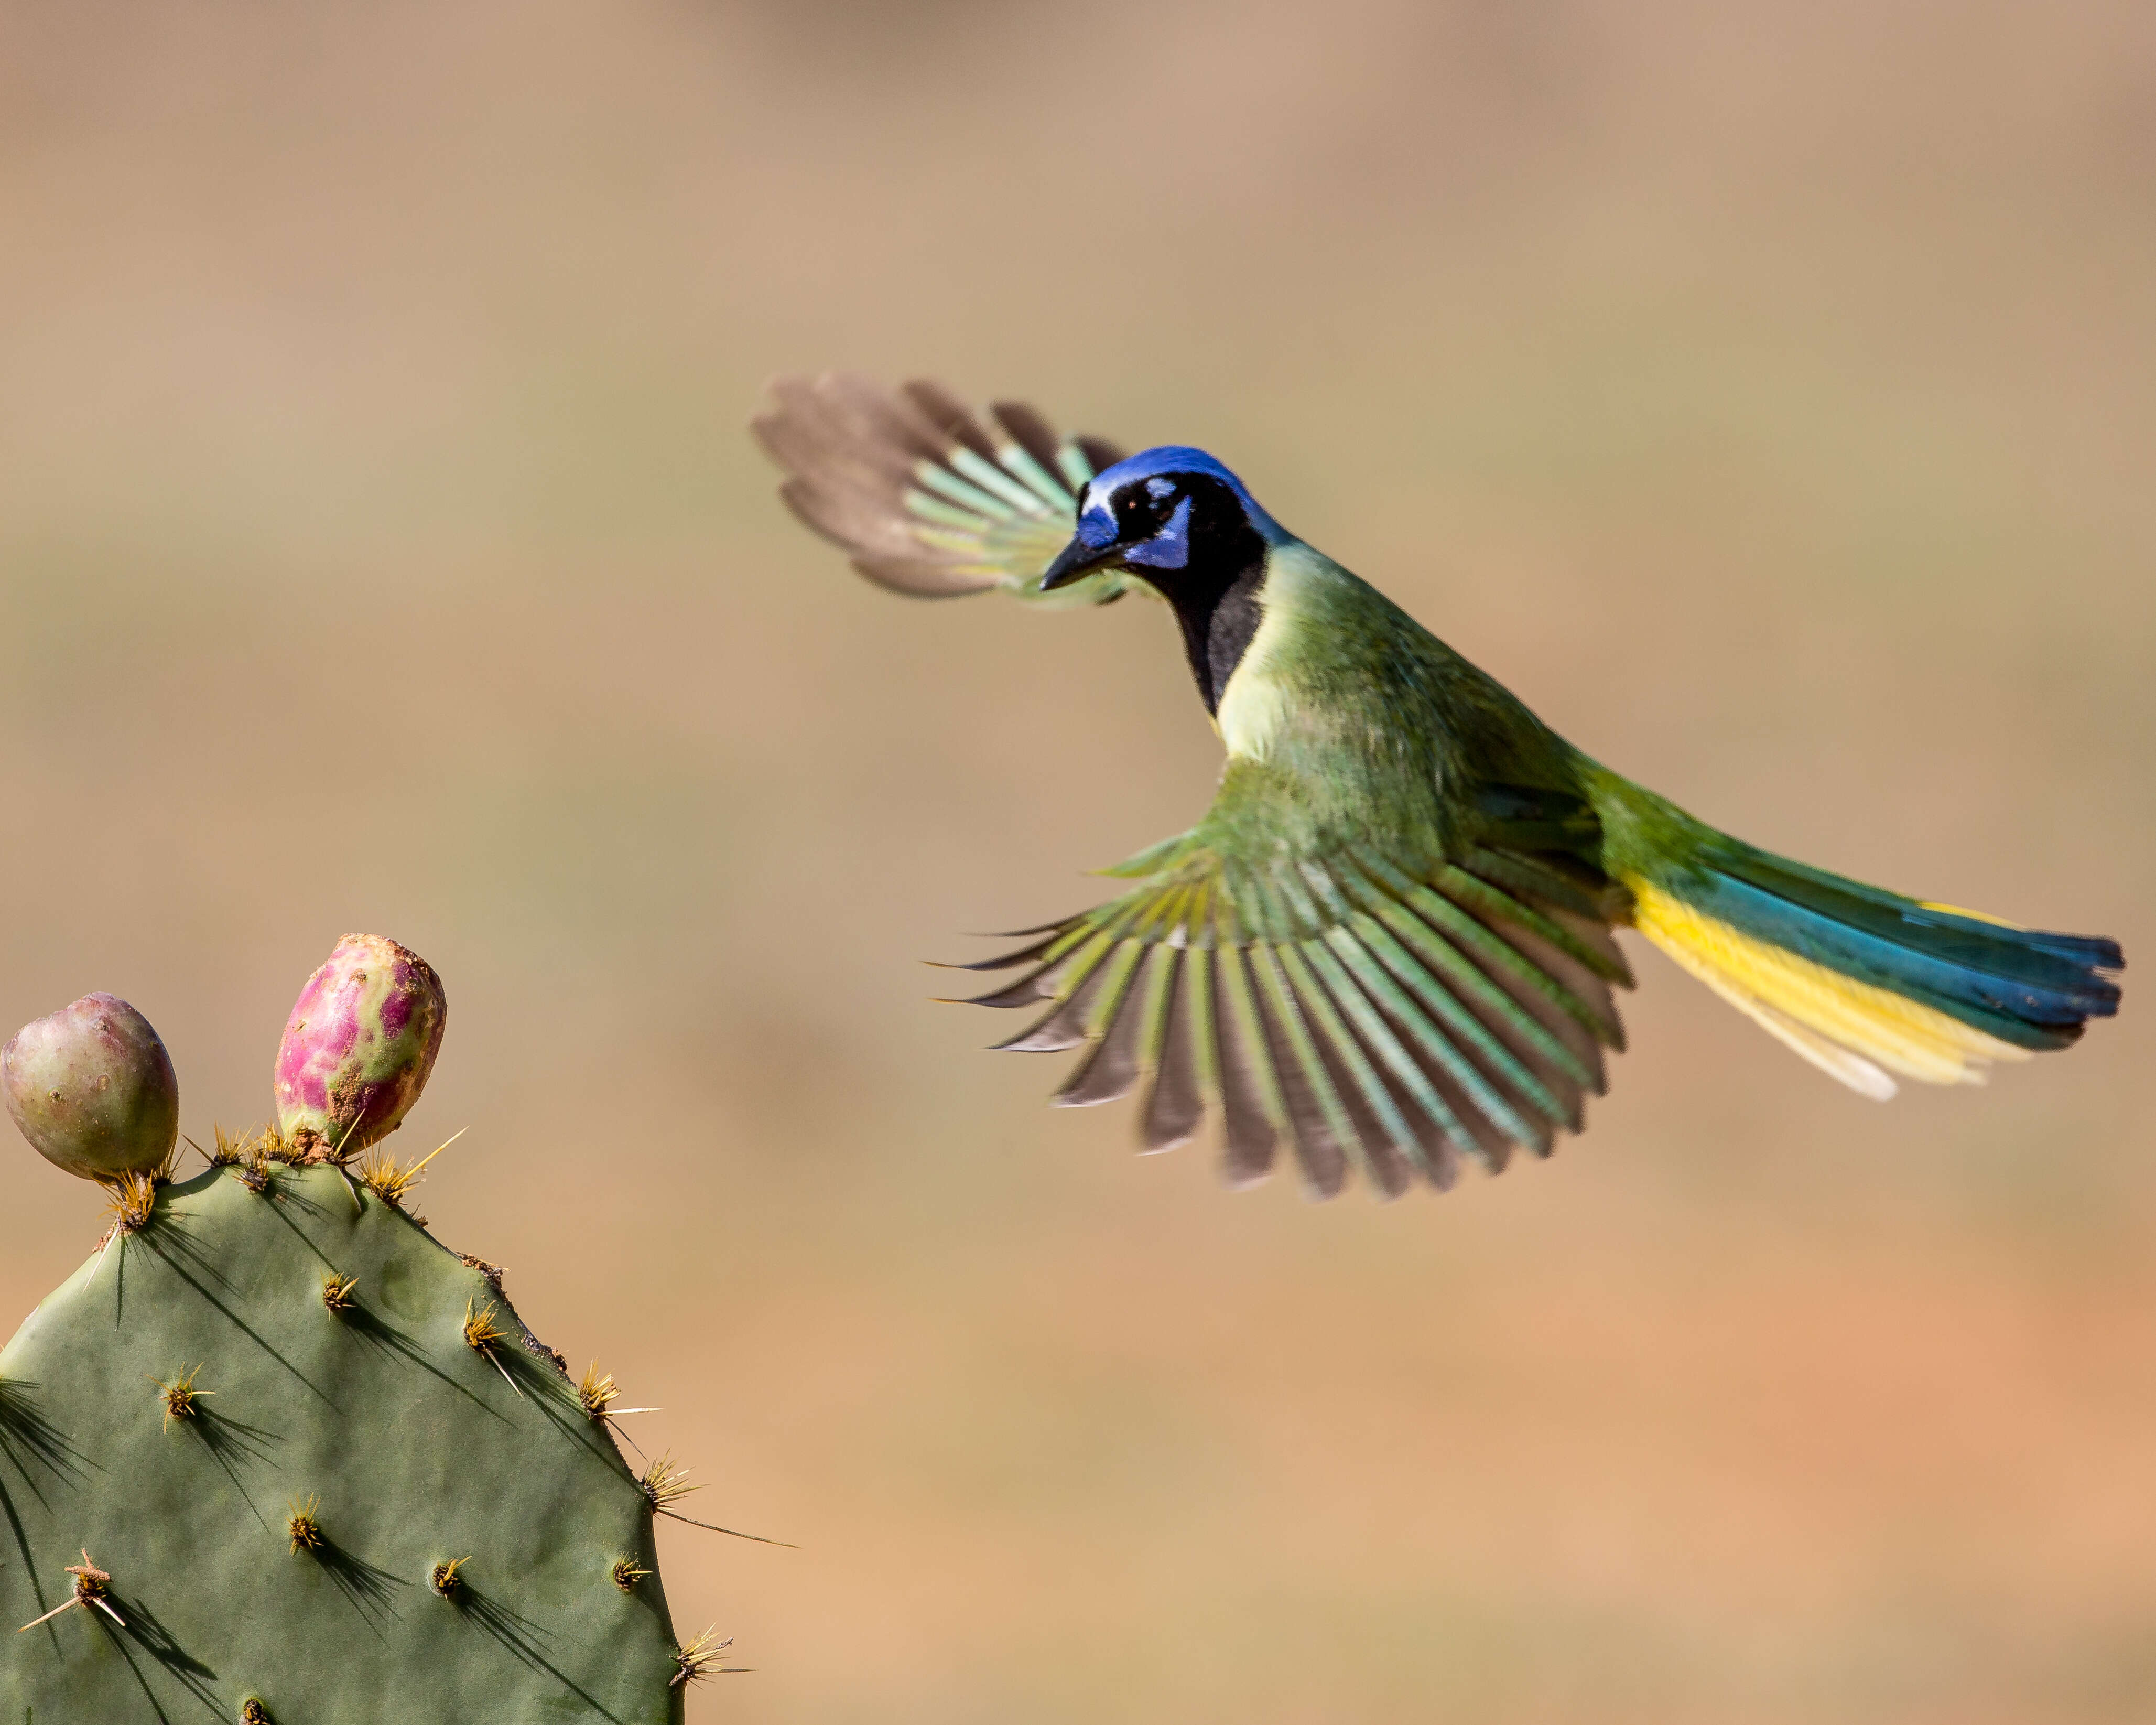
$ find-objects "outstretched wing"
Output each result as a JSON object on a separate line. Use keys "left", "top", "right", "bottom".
{"left": 950, "top": 789, "right": 1637, "bottom": 1200}
{"left": 754, "top": 374, "right": 1130, "bottom": 606}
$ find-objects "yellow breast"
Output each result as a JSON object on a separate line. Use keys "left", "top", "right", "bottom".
{"left": 1213, "top": 544, "right": 1319, "bottom": 759}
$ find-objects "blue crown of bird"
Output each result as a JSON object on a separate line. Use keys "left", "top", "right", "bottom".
{"left": 755, "top": 375, "right": 2124, "bottom": 1200}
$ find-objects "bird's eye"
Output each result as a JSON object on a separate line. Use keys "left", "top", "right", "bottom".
{"left": 1113, "top": 479, "right": 1176, "bottom": 534}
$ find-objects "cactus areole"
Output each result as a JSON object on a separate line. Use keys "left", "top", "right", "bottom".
{"left": 274, "top": 934, "right": 446, "bottom": 1158}
{"left": 2, "top": 993, "right": 179, "bottom": 1180}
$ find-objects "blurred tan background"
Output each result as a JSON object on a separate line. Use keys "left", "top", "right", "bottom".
{"left": 3, "top": 3, "right": 2152, "bottom": 1720}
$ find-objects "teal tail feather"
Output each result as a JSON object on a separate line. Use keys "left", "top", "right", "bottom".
{"left": 1590, "top": 774, "right": 2123, "bottom": 1096}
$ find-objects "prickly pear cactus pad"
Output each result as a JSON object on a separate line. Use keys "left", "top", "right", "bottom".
{"left": 0, "top": 1159, "right": 688, "bottom": 1723}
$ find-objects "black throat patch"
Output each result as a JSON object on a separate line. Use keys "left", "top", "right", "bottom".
{"left": 1148, "top": 476, "right": 1270, "bottom": 715}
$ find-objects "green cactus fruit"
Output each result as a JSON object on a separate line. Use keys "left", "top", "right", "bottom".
{"left": 274, "top": 934, "right": 447, "bottom": 1158}
{"left": 3, "top": 993, "right": 180, "bottom": 1181}
{"left": 0, "top": 1157, "right": 702, "bottom": 1721}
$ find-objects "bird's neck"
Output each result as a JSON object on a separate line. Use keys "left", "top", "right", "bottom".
{"left": 1153, "top": 498, "right": 1273, "bottom": 716}
{"left": 1168, "top": 558, "right": 1267, "bottom": 716}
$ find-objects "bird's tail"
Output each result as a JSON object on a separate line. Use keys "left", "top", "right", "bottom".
{"left": 1585, "top": 772, "right": 2124, "bottom": 1098}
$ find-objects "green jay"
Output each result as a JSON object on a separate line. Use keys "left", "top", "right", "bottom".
{"left": 755, "top": 375, "right": 2124, "bottom": 1199}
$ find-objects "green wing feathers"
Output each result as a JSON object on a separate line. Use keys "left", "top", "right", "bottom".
{"left": 754, "top": 373, "right": 1129, "bottom": 604}
{"left": 951, "top": 837, "right": 1634, "bottom": 1199}
{"left": 953, "top": 760, "right": 2124, "bottom": 1191}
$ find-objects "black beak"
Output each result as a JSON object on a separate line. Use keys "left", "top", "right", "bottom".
{"left": 1038, "top": 533, "right": 1123, "bottom": 591}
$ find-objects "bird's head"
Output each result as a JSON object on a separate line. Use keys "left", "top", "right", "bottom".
{"left": 1039, "top": 447, "right": 1285, "bottom": 595}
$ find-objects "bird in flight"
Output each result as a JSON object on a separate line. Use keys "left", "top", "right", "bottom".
{"left": 755, "top": 375, "right": 2124, "bottom": 1199}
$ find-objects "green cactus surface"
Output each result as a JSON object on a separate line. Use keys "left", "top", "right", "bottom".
{"left": 0, "top": 1158, "right": 689, "bottom": 1723}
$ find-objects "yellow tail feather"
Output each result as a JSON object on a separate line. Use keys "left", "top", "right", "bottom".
{"left": 1627, "top": 880, "right": 2032, "bottom": 1098}
{"left": 1916, "top": 899, "right": 2021, "bottom": 929}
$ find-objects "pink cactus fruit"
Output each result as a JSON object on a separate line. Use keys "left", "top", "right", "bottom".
{"left": 273, "top": 934, "right": 447, "bottom": 1159}
{"left": 4, "top": 993, "right": 181, "bottom": 1181}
